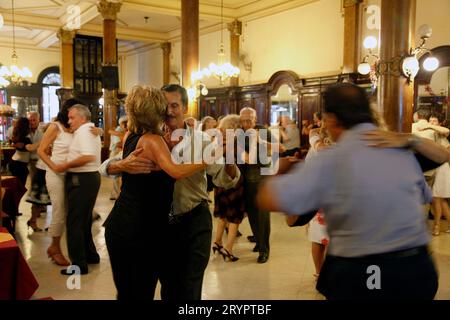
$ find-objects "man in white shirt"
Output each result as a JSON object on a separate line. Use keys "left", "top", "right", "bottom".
{"left": 412, "top": 111, "right": 435, "bottom": 141}
{"left": 412, "top": 108, "right": 449, "bottom": 189}
{"left": 53, "top": 104, "right": 101, "bottom": 275}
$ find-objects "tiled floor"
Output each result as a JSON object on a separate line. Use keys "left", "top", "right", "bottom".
{"left": 13, "top": 178, "right": 450, "bottom": 300}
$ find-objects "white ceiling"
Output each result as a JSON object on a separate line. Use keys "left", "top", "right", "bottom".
{"left": 0, "top": 0, "right": 317, "bottom": 53}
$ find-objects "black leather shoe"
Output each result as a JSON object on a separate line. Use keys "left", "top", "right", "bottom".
{"left": 236, "top": 230, "right": 242, "bottom": 237}
{"left": 252, "top": 244, "right": 259, "bottom": 252}
{"left": 247, "top": 235, "right": 256, "bottom": 243}
{"left": 87, "top": 255, "right": 100, "bottom": 264}
{"left": 60, "top": 264, "right": 88, "bottom": 275}
{"left": 257, "top": 253, "right": 269, "bottom": 264}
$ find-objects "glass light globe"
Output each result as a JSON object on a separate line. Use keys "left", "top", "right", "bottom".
{"left": 0, "top": 77, "right": 10, "bottom": 87}
{"left": 418, "top": 24, "right": 432, "bottom": 39}
{"left": 187, "top": 87, "right": 196, "bottom": 101}
{"left": 363, "top": 36, "right": 378, "bottom": 49}
{"left": 201, "top": 87, "right": 208, "bottom": 96}
{"left": 202, "top": 67, "right": 211, "bottom": 77}
{"left": 0, "top": 66, "right": 9, "bottom": 77}
{"left": 11, "top": 65, "right": 20, "bottom": 75}
{"left": 98, "top": 97, "right": 104, "bottom": 106}
{"left": 357, "top": 63, "right": 371, "bottom": 75}
{"left": 402, "top": 56, "right": 420, "bottom": 78}
{"left": 423, "top": 57, "right": 439, "bottom": 72}
{"left": 22, "top": 67, "right": 32, "bottom": 78}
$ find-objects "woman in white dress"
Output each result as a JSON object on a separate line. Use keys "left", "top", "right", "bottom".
{"left": 37, "top": 99, "right": 101, "bottom": 266}
{"left": 429, "top": 115, "right": 450, "bottom": 236}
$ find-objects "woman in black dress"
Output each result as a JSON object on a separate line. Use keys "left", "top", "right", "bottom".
{"left": 104, "top": 85, "right": 208, "bottom": 300}
{"left": 212, "top": 115, "right": 245, "bottom": 262}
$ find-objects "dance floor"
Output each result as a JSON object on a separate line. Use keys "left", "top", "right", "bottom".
{"left": 13, "top": 177, "right": 450, "bottom": 300}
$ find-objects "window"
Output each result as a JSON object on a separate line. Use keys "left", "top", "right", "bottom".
{"left": 41, "top": 71, "right": 61, "bottom": 123}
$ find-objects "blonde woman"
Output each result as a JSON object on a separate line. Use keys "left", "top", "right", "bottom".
{"left": 212, "top": 115, "right": 244, "bottom": 262}
{"left": 104, "top": 85, "right": 208, "bottom": 300}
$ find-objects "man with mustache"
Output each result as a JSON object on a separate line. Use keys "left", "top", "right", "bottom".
{"left": 100, "top": 84, "right": 240, "bottom": 300}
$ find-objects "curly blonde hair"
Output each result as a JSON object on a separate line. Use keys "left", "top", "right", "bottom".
{"left": 125, "top": 85, "right": 167, "bottom": 135}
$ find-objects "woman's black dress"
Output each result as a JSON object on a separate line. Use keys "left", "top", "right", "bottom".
{"left": 104, "top": 132, "right": 174, "bottom": 300}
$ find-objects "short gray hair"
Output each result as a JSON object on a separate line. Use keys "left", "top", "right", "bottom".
{"left": 70, "top": 104, "right": 91, "bottom": 121}
{"left": 239, "top": 107, "right": 257, "bottom": 119}
{"left": 27, "top": 111, "right": 40, "bottom": 118}
{"left": 218, "top": 114, "right": 241, "bottom": 130}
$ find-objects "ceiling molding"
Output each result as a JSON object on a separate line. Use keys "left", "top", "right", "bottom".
{"left": 236, "top": 0, "right": 319, "bottom": 22}
{"left": 120, "top": 42, "right": 161, "bottom": 57}
{"left": 0, "top": 41, "right": 59, "bottom": 53}
{"left": 34, "top": 30, "right": 60, "bottom": 48}
{"left": 168, "top": 22, "right": 224, "bottom": 42}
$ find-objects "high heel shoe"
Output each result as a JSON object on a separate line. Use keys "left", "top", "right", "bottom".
{"left": 432, "top": 224, "right": 440, "bottom": 236}
{"left": 27, "top": 220, "right": 42, "bottom": 232}
{"left": 212, "top": 242, "right": 223, "bottom": 254}
{"left": 220, "top": 248, "right": 239, "bottom": 262}
{"left": 47, "top": 248, "right": 70, "bottom": 266}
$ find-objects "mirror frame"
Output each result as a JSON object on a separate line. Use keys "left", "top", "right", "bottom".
{"left": 414, "top": 45, "right": 450, "bottom": 110}
{"left": 267, "top": 70, "right": 301, "bottom": 126}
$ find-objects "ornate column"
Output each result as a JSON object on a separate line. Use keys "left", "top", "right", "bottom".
{"left": 228, "top": 19, "right": 242, "bottom": 87}
{"left": 181, "top": 0, "right": 199, "bottom": 118}
{"left": 342, "top": 0, "right": 363, "bottom": 73}
{"left": 97, "top": 0, "right": 122, "bottom": 147}
{"left": 378, "top": 0, "right": 416, "bottom": 132}
{"left": 56, "top": 28, "right": 77, "bottom": 106}
{"left": 161, "top": 42, "right": 172, "bottom": 85}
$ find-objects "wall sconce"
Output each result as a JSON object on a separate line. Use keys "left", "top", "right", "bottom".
{"left": 187, "top": 81, "right": 208, "bottom": 101}
{"left": 358, "top": 24, "right": 439, "bottom": 85}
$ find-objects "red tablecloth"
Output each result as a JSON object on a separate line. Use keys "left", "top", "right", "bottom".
{"left": 0, "top": 227, "right": 39, "bottom": 300}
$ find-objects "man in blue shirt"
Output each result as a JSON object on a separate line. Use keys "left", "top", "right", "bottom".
{"left": 258, "top": 83, "right": 438, "bottom": 300}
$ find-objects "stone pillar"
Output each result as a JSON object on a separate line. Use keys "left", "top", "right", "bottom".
{"left": 161, "top": 42, "right": 172, "bottom": 85}
{"left": 97, "top": 0, "right": 122, "bottom": 147}
{"left": 57, "top": 28, "right": 76, "bottom": 89}
{"left": 342, "top": 0, "right": 362, "bottom": 73}
{"left": 378, "top": 0, "right": 416, "bottom": 132}
{"left": 228, "top": 19, "right": 242, "bottom": 87}
{"left": 181, "top": 0, "right": 199, "bottom": 118}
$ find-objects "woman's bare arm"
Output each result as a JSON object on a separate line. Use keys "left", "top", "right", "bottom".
{"left": 140, "top": 134, "right": 207, "bottom": 179}
{"left": 37, "top": 123, "right": 59, "bottom": 171}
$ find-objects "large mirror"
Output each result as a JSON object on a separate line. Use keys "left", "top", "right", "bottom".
{"left": 416, "top": 67, "right": 450, "bottom": 123}
{"left": 270, "top": 83, "right": 300, "bottom": 156}
{"left": 270, "top": 84, "right": 298, "bottom": 126}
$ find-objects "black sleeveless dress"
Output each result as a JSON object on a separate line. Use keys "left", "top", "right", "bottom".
{"left": 104, "top": 133, "right": 175, "bottom": 243}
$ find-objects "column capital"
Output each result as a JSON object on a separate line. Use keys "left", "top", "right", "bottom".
{"left": 57, "top": 28, "right": 77, "bottom": 44}
{"left": 343, "top": 0, "right": 362, "bottom": 8}
{"left": 227, "top": 19, "right": 242, "bottom": 36}
{"left": 160, "top": 42, "right": 172, "bottom": 54}
{"left": 97, "top": 0, "right": 122, "bottom": 21}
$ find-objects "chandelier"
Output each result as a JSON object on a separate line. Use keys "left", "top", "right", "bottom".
{"left": 209, "top": 0, "right": 240, "bottom": 85}
{"left": 0, "top": 0, "right": 33, "bottom": 87}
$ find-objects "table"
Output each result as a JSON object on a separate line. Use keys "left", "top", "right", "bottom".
{"left": 0, "top": 227, "right": 39, "bottom": 300}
